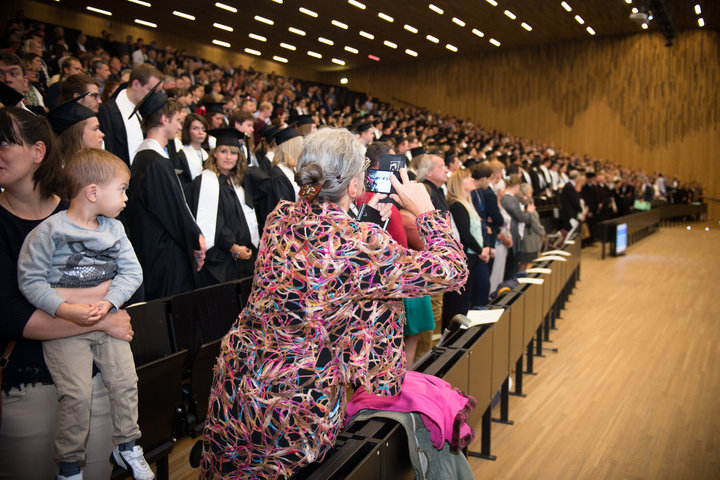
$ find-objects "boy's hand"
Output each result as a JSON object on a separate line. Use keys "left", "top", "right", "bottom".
{"left": 56, "top": 302, "right": 102, "bottom": 326}
{"left": 88, "top": 300, "right": 113, "bottom": 321}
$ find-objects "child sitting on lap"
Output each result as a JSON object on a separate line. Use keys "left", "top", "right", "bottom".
{"left": 18, "top": 148, "right": 153, "bottom": 480}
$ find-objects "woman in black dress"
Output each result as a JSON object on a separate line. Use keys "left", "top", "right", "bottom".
{"left": 185, "top": 129, "right": 260, "bottom": 285}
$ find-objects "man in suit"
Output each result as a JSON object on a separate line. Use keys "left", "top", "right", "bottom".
{"left": 97, "top": 63, "right": 163, "bottom": 166}
{"left": 560, "top": 170, "right": 583, "bottom": 232}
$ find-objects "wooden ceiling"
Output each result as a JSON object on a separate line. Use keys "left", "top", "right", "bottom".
{"left": 56, "top": 0, "right": 717, "bottom": 71}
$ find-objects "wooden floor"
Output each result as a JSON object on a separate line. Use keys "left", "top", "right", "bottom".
{"left": 469, "top": 224, "right": 720, "bottom": 479}
{"left": 164, "top": 223, "right": 720, "bottom": 479}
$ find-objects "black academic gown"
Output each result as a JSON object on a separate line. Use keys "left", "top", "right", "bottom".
{"left": 126, "top": 146, "right": 202, "bottom": 300}
{"left": 185, "top": 173, "right": 257, "bottom": 286}
{"left": 97, "top": 99, "right": 131, "bottom": 166}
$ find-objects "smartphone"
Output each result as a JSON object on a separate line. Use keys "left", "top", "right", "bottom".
{"left": 378, "top": 153, "right": 407, "bottom": 172}
{"left": 366, "top": 169, "right": 399, "bottom": 194}
{"left": 357, "top": 203, "right": 389, "bottom": 230}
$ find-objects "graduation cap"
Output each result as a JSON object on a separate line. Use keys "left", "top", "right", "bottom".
{"left": 128, "top": 81, "right": 166, "bottom": 120}
{"left": 275, "top": 127, "right": 301, "bottom": 146}
{"left": 291, "top": 114, "right": 315, "bottom": 127}
{"left": 0, "top": 81, "right": 24, "bottom": 107}
{"left": 410, "top": 147, "right": 426, "bottom": 158}
{"left": 204, "top": 102, "right": 225, "bottom": 115}
{"left": 207, "top": 128, "right": 243, "bottom": 148}
{"left": 47, "top": 93, "right": 96, "bottom": 135}
{"left": 259, "top": 124, "right": 279, "bottom": 143}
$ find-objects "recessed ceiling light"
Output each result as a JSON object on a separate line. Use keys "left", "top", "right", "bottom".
{"left": 631, "top": 7, "right": 638, "bottom": 13}
{"left": 331, "top": 58, "right": 345, "bottom": 65}
{"left": 215, "top": 2, "right": 236, "bottom": 13}
{"left": 641, "top": 23, "right": 648, "bottom": 29}
{"left": 272, "top": 0, "right": 282, "bottom": 3}
{"left": 308, "top": 51, "right": 322, "bottom": 58}
{"left": 383, "top": 40, "right": 397, "bottom": 48}
{"left": 359, "top": 31, "right": 375, "bottom": 39}
{"left": 426, "top": 34, "right": 439, "bottom": 43}
{"left": 561, "top": 2, "right": 572, "bottom": 12}
{"left": 280, "top": 42, "right": 296, "bottom": 50}
{"left": 344, "top": 45, "right": 359, "bottom": 54}
{"left": 172, "top": 11, "right": 195, "bottom": 20}
{"left": 128, "top": 0, "right": 151, "bottom": 7}
{"left": 86, "top": 6, "right": 112, "bottom": 16}
{"left": 289, "top": 27, "right": 306, "bottom": 36}
{"left": 504, "top": 10, "right": 516, "bottom": 20}
{"left": 299, "top": 7, "right": 318, "bottom": 17}
{"left": 472, "top": 28, "right": 485, "bottom": 37}
{"left": 452, "top": 17, "right": 466, "bottom": 27}
{"left": 212, "top": 39, "right": 230, "bottom": 48}
{"left": 521, "top": 22, "right": 532, "bottom": 31}
{"left": 586, "top": 26, "right": 596, "bottom": 35}
{"left": 244, "top": 48, "right": 261, "bottom": 56}
{"left": 429, "top": 4, "right": 444, "bottom": 15}
{"left": 134, "top": 18, "right": 157, "bottom": 28}
{"left": 332, "top": 20, "right": 348, "bottom": 29}
{"left": 254, "top": 16, "right": 274, "bottom": 25}
{"left": 489, "top": 38, "right": 501, "bottom": 46}
{"left": 445, "top": 44, "right": 457, "bottom": 52}
{"left": 574, "top": 15, "right": 585, "bottom": 24}
{"left": 625, "top": 0, "right": 632, "bottom": 4}
{"left": 348, "top": 0, "right": 366, "bottom": 9}
{"left": 249, "top": 33, "right": 267, "bottom": 42}
{"left": 404, "top": 24, "right": 418, "bottom": 33}
{"left": 340, "top": 77, "right": 348, "bottom": 84}
{"left": 378, "top": 12, "right": 394, "bottom": 22}
{"left": 213, "top": 23, "right": 233, "bottom": 32}
{"left": 319, "top": 37, "right": 334, "bottom": 45}
{"left": 405, "top": 49, "right": 418, "bottom": 57}
{"left": 368, "top": 54, "right": 380, "bottom": 61}
{"left": 486, "top": 0, "right": 498, "bottom": 6}
{"left": 698, "top": 18, "right": 705, "bottom": 27}
{"left": 695, "top": 4, "right": 702, "bottom": 15}
{"left": 273, "top": 56, "right": 288, "bottom": 63}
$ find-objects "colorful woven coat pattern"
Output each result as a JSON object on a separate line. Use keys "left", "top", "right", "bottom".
{"left": 201, "top": 200, "right": 468, "bottom": 479}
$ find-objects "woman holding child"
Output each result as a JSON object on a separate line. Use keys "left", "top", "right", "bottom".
{"left": 0, "top": 107, "right": 133, "bottom": 479}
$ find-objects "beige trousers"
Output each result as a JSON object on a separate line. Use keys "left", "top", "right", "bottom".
{"left": 43, "top": 331, "right": 140, "bottom": 463}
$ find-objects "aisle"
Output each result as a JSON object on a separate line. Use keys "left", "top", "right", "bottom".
{"left": 469, "top": 225, "right": 720, "bottom": 479}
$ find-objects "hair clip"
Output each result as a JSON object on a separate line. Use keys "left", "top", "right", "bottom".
{"left": 299, "top": 184, "right": 322, "bottom": 202}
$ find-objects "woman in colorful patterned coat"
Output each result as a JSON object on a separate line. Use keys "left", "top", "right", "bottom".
{"left": 201, "top": 127, "right": 468, "bottom": 479}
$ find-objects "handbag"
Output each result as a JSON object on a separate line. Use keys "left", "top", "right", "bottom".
{"left": 0, "top": 340, "right": 17, "bottom": 429}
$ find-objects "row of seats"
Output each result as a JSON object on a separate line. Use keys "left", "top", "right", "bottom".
{"left": 111, "top": 278, "right": 253, "bottom": 479}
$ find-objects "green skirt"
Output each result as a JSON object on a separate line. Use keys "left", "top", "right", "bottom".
{"left": 403, "top": 296, "right": 435, "bottom": 336}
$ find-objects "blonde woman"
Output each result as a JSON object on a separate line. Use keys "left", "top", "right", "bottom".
{"left": 268, "top": 127, "right": 303, "bottom": 202}
{"left": 442, "top": 169, "right": 491, "bottom": 330}
{"left": 184, "top": 129, "right": 261, "bottom": 285}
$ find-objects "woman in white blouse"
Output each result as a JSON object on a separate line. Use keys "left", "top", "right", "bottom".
{"left": 174, "top": 113, "right": 209, "bottom": 188}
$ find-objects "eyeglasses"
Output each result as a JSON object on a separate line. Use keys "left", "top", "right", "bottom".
{"left": 84, "top": 92, "right": 101, "bottom": 99}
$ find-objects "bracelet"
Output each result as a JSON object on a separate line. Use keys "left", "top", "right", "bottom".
{"left": 232, "top": 250, "right": 240, "bottom": 260}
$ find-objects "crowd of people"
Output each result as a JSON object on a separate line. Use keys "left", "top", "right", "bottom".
{"left": 0, "top": 13, "right": 706, "bottom": 480}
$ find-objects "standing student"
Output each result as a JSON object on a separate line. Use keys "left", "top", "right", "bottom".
{"left": 184, "top": 129, "right": 260, "bottom": 285}
{"left": 173, "top": 112, "right": 209, "bottom": 188}
{"left": 125, "top": 86, "right": 206, "bottom": 300}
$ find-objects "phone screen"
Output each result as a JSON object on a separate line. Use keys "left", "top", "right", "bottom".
{"left": 378, "top": 154, "right": 407, "bottom": 172}
{"left": 365, "top": 169, "right": 398, "bottom": 194}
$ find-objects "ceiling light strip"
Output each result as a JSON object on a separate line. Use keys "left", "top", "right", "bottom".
{"left": 299, "top": 7, "right": 318, "bottom": 17}
{"left": 289, "top": 27, "right": 306, "bottom": 36}
{"left": 331, "top": 58, "right": 345, "bottom": 65}
{"left": 273, "top": 56, "right": 288, "bottom": 63}
{"left": 249, "top": 33, "right": 267, "bottom": 42}
{"left": 280, "top": 43, "right": 296, "bottom": 50}
{"left": 215, "top": 2, "right": 237, "bottom": 13}
{"left": 404, "top": 24, "right": 418, "bottom": 33}
{"left": 332, "top": 20, "right": 348, "bottom": 29}
{"left": 348, "top": 0, "right": 366, "bottom": 9}
{"left": 429, "top": 4, "right": 444, "bottom": 15}
{"left": 172, "top": 11, "right": 195, "bottom": 20}
{"left": 134, "top": 18, "right": 157, "bottom": 28}
{"left": 213, "top": 22, "right": 233, "bottom": 32}
{"left": 212, "top": 39, "right": 230, "bottom": 47}
{"left": 378, "top": 12, "right": 394, "bottom": 22}
{"left": 359, "top": 31, "right": 374, "bottom": 39}
{"left": 308, "top": 51, "right": 322, "bottom": 58}
{"left": 245, "top": 48, "right": 261, "bottom": 56}
{"left": 452, "top": 17, "right": 466, "bottom": 27}
{"left": 128, "top": 0, "right": 151, "bottom": 7}
{"left": 344, "top": 46, "right": 359, "bottom": 54}
{"left": 86, "top": 6, "right": 112, "bottom": 16}
{"left": 254, "top": 16, "right": 274, "bottom": 25}
{"left": 319, "top": 37, "right": 334, "bottom": 45}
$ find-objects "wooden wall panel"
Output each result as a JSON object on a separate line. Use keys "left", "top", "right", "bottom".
{"left": 3, "top": 0, "right": 320, "bottom": 82}
{"left": 335, "top": 31, "right": 720, "bottom": 220}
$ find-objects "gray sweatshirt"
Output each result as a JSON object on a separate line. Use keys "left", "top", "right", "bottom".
{"left": 18, "top": 211, "right": 142, "bottom": 316}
